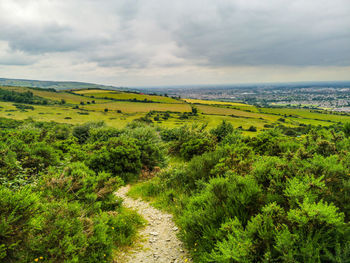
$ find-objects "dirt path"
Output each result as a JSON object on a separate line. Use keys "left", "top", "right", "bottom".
{"left": 115, "top": 185, "right": 192, "bottom": 263}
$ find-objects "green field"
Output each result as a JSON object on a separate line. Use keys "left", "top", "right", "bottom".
{"left": 74, "top": 89, "right": 182, "bottom": 104}
{"left": 0, "top": 86, "right": 109, "bottom": 104}
{"left": 1, "top": 86, "right": 350, "bottom": 132}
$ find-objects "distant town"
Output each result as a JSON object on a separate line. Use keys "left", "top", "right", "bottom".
{"left": 142, "top": 81, "right": 350, "bottom": 111}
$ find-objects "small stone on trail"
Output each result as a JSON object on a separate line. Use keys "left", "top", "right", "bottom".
{"left": 115, "top": 185, "right": 192, "bottom": 262}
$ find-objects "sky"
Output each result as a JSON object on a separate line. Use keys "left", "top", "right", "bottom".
{"left": 0, "top": 0, "right": 349, "bottom": 87}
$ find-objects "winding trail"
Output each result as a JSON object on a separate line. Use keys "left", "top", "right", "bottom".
{"left": 115, "top": 185, "right": 192, "bottom": 263}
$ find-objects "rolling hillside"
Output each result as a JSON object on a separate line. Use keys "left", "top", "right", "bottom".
{"left": 1, "top": 85, "right": 350, "bottom": 132}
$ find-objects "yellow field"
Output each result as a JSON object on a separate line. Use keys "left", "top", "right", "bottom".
{"left": 2, "top": 86, "right": 349, "bottom": 133}
{"left": 1, "top": 86, "right": 109, "bottom": 104}
{"left": 74, "top": 89, "right": 115, "bottom": 94}
{"left": 0, "top": 101, "right": 144, "bottom": 128}
{"left": 196, "top": 105, "right": 278, "bottom": 121}
{"left": 73, "top": 90, "right": 181, "bottom": 104}
{"left": 184, "top": 98, "right": 260, "bottom": 112}
{"left": 183, "top": 99, "right": 248, "bottom": 106}
{"left": 259, "top": 107, "right": 350, "bottom": 123}
{"left": 84, "top": 101, "right": 191, "bottom": 113}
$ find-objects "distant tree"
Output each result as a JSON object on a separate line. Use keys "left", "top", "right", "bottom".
{"left": 91, "top": 100, "right": 95, "bottom": 104}
{"left": 179, "top": 113, "right": 189, "bottom": 119}
{"left": 80, "top": 101, "right": 85, "bottom": 105}
{"left": 104, "top": 108, "right": 108, "bottom": 113}
{"left": 191, "top": 107, "right": 198, "bottom": 115}
{"left": 248, "top": 126, "right": 257, "bottom": 132}
{"left": 163, "top": 112, "right": 170, "bottom": 120}
{"left": 60, "top": 99, "right": 66, "bottom": 105}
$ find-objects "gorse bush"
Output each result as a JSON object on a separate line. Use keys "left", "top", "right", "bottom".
{"left": 210, "top": 120, "right": 234, "bottom": 142}
{"left": 0, "top": 186, "right": 39, "bottom": 262}
{"left": 162, "top": 124, "right": 216, "bottom": 160}
{"left": 1, "top": 117, "right": 350, "bottom": 262}
{"left": 87, "top": 136, "right": 142, "bottom": 182}
{"left": 0, "top": 119, "right": 164, "bottom": 262}
{"left": 131, "top": 124, "right": 350, "bottom": 262}
{"left": 124, "top": 124, "right": 166, "bottom": 170}
{"left": 40, "top": 162, "right": 123, "bottom": 212}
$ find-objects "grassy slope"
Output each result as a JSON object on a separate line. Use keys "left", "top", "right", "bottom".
{"left": 84, "top": 101, "right": 191, "bottom": 113}
{"left": 1, "top": 86, "right": 349, "bottom": 131}
{"left": 0, "top": 86, "right": 109, "bottom": 104}
{"left": 74, "top": 89, "right": 182, "bottom": 104}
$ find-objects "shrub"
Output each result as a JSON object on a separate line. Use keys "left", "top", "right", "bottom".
{"left": 180, "top": 136, "right": 215, "bottom": 161}
{"left": 247, "top": 125, "right": 257, "bottom": 132}
{"left": 22, "top": 142, "right": 59, "bottom": 174}
{"left": 208, "top": 201, "right": 350, "bottom": 262}
{"left": 179, "top": 175, "right": 262, "bottom": 261}
{"left": 88, "top": 136, "right": 141, "bottom": 182}
{"left": 124, "top": 126, "right": 165, "bottom": 170}
{"left": 73, "top": 121, "right": 105, "bottom": 144}
{"left": 210, "top": 120, "right": 234, "bottom": 142}
{"left": 40, "top": 162, "right": 123, "bottom": 211}
{"left": 0, "top": 142, "right": 21, "bottom": 180}
{"left": 343, "top": 122, "right": 350, "bottom": 137}
{"left": 167, "top": 124, "right": 216, "bottom": 160}
{"left": 0, "top": 186, "right": 40, "bottom": 262}
{"left": 88, "top": 126, "right": 122, "bottom": 142}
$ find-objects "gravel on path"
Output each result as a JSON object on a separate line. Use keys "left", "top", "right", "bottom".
{"left": 115, "top": 185, "right": 192, "bottom": 263}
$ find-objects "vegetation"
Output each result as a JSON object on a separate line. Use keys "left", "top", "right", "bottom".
{"left": 73, "top": 89, "right": 182, "bottom": 104}
{"left": 129, "top": 121, "right": 350, "bottom": 262}
{"left": 0, "top": 88, "right": 49, "bottom": 105}
{"left": 0, "top": 118, "right": 169, "bottom": 262}
{"left": 1, "top": 85, "right": 350, "bottom": 262}
{"left": 3, "top": 86, "right": 350, "bottom": 133}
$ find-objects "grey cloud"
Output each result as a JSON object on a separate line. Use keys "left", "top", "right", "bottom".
{"left": 0, "top": 55, "right": 37, "bottom": 66}
{"left": 169, "top": 0, "right": 350, "bottom": 67}
{"left": 0, "top": 23, "right": 106, "bottom": 54}
{"left": 0, "top": 0, "right": 349, "bottom": 71}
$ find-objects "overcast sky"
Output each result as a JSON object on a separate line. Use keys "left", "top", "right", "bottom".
{"left": 0, "top": 0, "right": 349, "bottom": 87}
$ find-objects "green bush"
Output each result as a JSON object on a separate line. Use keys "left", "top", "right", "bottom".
{"left": 0, "top": 186, "right": 39, "bottom": 262}
{"left": 180, "top": 136, "right": 216, "bottom": 161}
{"left": 210, "top": 120, "right": 234, "bottom": 142}
{"left": 22, "top": 142, "right": 60, "bottom": 174}
{"left": 73, "top": 121, "right": 105, "bottom": 144}
{"left": 0, "top": 142, "right": 21, "bottom": 180}
{"left": 208, "top": 201, "right": 350, "bottom": 262}
{"left": 88, "top": 126, "right": 122, "bottom": 142}
{"left": 40, "top": 162, "right": 123, "bottom": 211}
{"left": 27, "top": 200, "right": 143, "bottom": 262}
{"left": 165, "top": 124, "right": 216, "bottom": 160}
{"left": 124, "top": 125, "right": 165, "bottom": 170}
{"left": 179, "top": 175, "right": 262, "bottom": 261}
{"left": 88, "top": 136, "right": 142, "bottom": 182}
